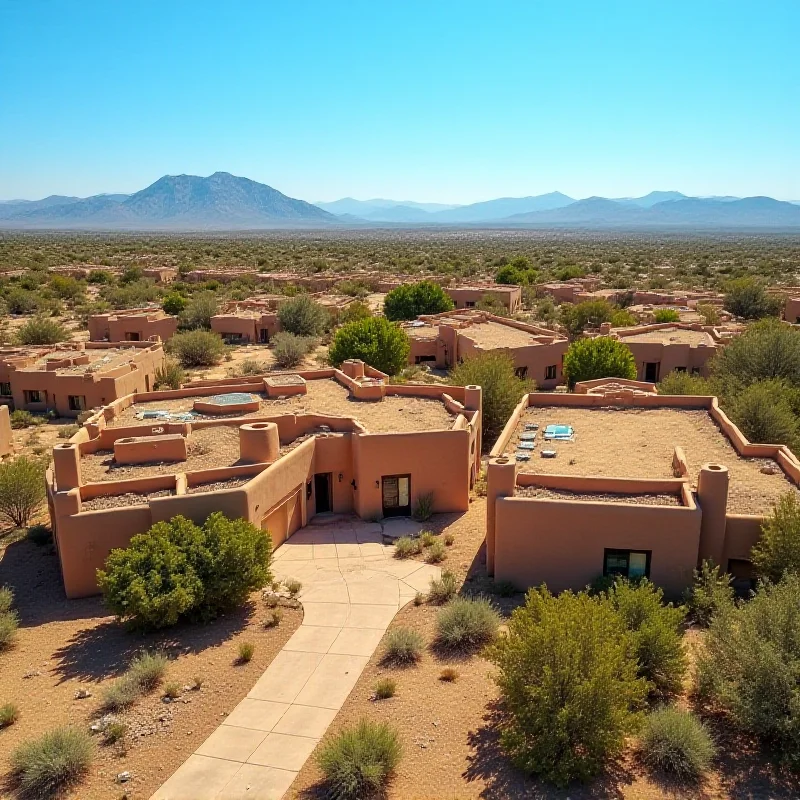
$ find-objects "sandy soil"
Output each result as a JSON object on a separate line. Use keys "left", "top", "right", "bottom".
{"left": 0, "top": 531, "right": 302, "bottom": 800}
{"left": 509, "top": 407, "right": 799, "bottom": 514}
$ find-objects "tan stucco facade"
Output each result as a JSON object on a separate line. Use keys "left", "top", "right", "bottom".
{"left": 445, "top": 285, "right": 522, "bottom": 313}
{"left": 88, "top": 308, "right": 178, "bottom": 343}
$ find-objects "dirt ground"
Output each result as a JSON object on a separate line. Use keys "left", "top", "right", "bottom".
{"left": 289, "top": 497, "right": 800, "bottom": 800}
{"left": 0, "top": 529, "right": 302, "bottom": 800}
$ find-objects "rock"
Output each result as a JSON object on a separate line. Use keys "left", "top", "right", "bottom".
{"left": 116, "top": 771, "right": 132, "bottom": 783}
{"left": 23, "top": 669, "right": 42, "bottom": 679}
{"left": 75, "top": 688, "right": 93, "bottom": 699}
{"left": 761, "top": 465, "right": 779, "bottom": 475}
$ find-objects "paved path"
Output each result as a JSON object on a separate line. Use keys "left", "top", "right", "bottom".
{"left": 151, "top": 517, "right": 441, "bottom": 800}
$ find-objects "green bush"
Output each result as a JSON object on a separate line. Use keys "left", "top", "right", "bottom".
{"left": 697, "top": 303, "right": 720, "bottom": 326}
{"left": 374, "top": 678, "right": 396, "bottom": 699}
{"left": 97, "top": 513, "right": 272, "bottom": 631}
{"left": 727, "top": 380, "right": 799, "bottom": 449}
{"left": 393, "top": 536, "right": 421, "bottom": 559}
{"left": 316, "top": 719, "right": 401, "bottom": 800}
{"left": 153, "top": 357, "right": 185, "bottom": 389}
{"left": 607, "top": 579, "right": 687, "bottom": 698}
{"left": 0, "top": 585, "right": 13, "bottom": 614}
{"left": 562, "top": 337, "right": 637, "bottom": 389}
{"left": 103, "top": 651, "right": 168, "bottom": 710}
{"left": 449, "top": 351, "right": 532, "bottom": 449}
{"left": 560, "top": 299, "right": 616, "bottom": 337}
{"left": 277, "top": 294, "right": 328, "bottom": 336}
{"left": 15, "top": 316, "right": 69, "bottom": 345}
{"left": 698, "top": 573, "right": 800, "bottom": 767}
{"left": 486, "top": 587, "right": 646, "bottom": 786}
{"left": 436, "top": 596, "right": 499, "bottom": 651}
{"left": 752, "top": 492, "right": 800, "bottom": 583}
{"left": 0, "top": 701, "right": 19, "bottom": 727}
{"left": 382, "top": 627, "right": 424, "bottom": 664}
{"left": 328, "top": 317, "right": 410, "bottom": 376}
{"left": 87, "top": 269, "right": 113, "bottom": 284}
{"left": 639, "top": 706, "right": 715, "bottom": 780}
{"left": 653, "top": 308, "right": 681, "bottom": 323}
{"left": 179, "top": 290, "right": 218, "bottom": 329}
{"left": 0, "top": 456, "right": 47, "bottom": 527}
{"left": 237, "top": 641, "right": 255, "bottom": 663}
{"left": 273, "top": 331, "right": 315, "bottom": 368}
{"left": 11, "top": 727, "right": 93, "bottom": 797}
{"left": 57, "top": 424, "right": 80, "bottom": 440}
{"left": 657, "top": 370, "right": 712, "bottom": 396}
{"left": 723, "top": 277, "right": 781, "bottom": 320}
{"left": 428, "top": 570, "right": 458, "bottom": 604}
{"left": 383, "top": 280, "right": 453, "bottom": 321}
{"left": 424, "top": 540, "right": 447, "bottom": 564}
{"left": 610, "top": 308, "right": 637, "bottom": 327}
{"left": 338, "top": 300, "right": 372, "bottom": 325}
{"left": 49, "top": 275, "right": 85, "bottom": 301}
{"left": 684, "top": 560, "right": 734, "bottom": 626}
{"left": 167, "top": 329, "right": 226, "bottom": 367}
{"left": 0, "top": 610, "right": 19, "bottom": 649}
{"left": 6, "top": 288, "right": 41, "bottom": 315}
{"left": 27, "top": 523, "right": 52, "bottom": 546}
{"left": 162, "top": 292, "right": 187, "bottom": 315}
{"left": 412, "top": 491, "right": 434, "bottom": 521}
{"left": 103, "top": 721, "right": 127, "bottom": 745}
{"left": 10, "top": 410, "right": 35, "bottom": 429}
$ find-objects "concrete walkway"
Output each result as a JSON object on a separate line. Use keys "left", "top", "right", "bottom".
{"left": 151, "top": 517, "right": 441, "bottom": 800}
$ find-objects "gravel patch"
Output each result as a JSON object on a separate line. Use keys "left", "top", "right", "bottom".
{"left": 516, "top": 486, "right": 682, "bottom": 506}
{"left": 81, "top": 490, "right": 174, "bottom": 511}
{"left": 186, "top": 477, "right": 251, "bottom": 494}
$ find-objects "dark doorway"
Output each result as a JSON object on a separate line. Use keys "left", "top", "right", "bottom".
{"left": 644, "top": 362, "right": 660, "bottom": 382}
{"left": 259, "top": 328, "right": 269, "bottom": 343}
{"left": 382, "top": 475, "right": 411, "bottom": 517}
{"left": 314, "top": 473, "right": 332, "bottom": 514}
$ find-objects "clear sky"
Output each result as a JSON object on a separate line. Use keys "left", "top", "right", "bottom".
{"left": 1, "top": 0, "right": 798, "bottom": 203}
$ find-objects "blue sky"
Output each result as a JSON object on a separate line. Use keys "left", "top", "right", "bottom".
{"left": 1, "top": 1, "right": 798, "bottom": 203}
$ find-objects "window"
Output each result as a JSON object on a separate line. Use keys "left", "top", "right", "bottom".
{"left": 644, "top": 362, "right": 660, "bottom": 382}
{"left": 68, "top": 395, "right": 86, "bottom": 412}
{"left": 24, "top": 390, "right": 43, "bottom": 404}
{"left": 0, "top": 382, "right": 10, "bottom": 396}
{"left": 604, "top": 549, "right": 651, "bottom": 579}
{"left": 545, "top": 364, "right": 557, "bottom": 381}
{"left": 382, "top": 475, "right": 411, "bottom": 517}
{"left": 415, "top": 355, "right": 436, "bottom": 364}
{"left": 124, "top": 331, "right": 141, "bottom": 341}
{"left": 674, "top": 366, "right": 687, "bottom": 373}
{"left": 465, "top": 301, "right": 476, "bottom": 308}
{"left": 515, "top": 366, "right": 528, "bottom": 379}
{"left": 691, "top": 367, "right": 702, "bottom": 376}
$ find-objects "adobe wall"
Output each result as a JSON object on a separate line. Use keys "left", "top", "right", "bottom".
{"left": 0, "top": 406, "right": 12, "bottom": 457}
{"left": 785, "top": 297, "right": 800, "bottom": 324}
{"left": 446, "top": 286, "right": 522, "bottom": 312}
{"left": 108, "top": 314, "right": 177, "bottom": 343}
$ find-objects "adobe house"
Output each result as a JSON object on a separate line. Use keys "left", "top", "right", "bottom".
{"left": 485, "top": 378, "right": 800, "bottom": 597}
{"left": 210, "top": 297, "right": 285, "bottom": 343}
{"left": 88, "top": 307, "right": 178, "bottom": 343}
{"left": 0, "top": 406, "right": 12, "bottom": 457}
{"left": 785, "top": 296, "right": 800, "bottom": 324}
{"left": 404, "top": 310, "right": 568, "bottom": 389}
{"left": 2, "top": 341, "right": 165, "bottom": 417}
{"left": 46, "top": 361, "right": 482, "bottom": 598}
{"left": 445, "top": 285, "right": 522, "bottom": 313}
{"left": 597, "top": 321, "right": 726, "bottom": 382}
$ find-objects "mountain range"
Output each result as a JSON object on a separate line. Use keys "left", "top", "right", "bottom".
{"left": 2, "top": 173, "right": 800, "bottom": 230}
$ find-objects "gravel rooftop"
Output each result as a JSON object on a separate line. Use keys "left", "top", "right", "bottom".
{"left": 516, "top": 486, "right": 683, "bottom": 506}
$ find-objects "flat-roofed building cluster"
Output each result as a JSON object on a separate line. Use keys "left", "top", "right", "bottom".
{"left": 0, "top": 341, "right": 165, "bottom": 417}
{"left": 444, "top": 284, "right": 522, "bottom": 313}
{"left": 88, "top": 306, "right": 179, "bottom": 343}
{"left": 46, "top": 360, "right": 482, "bottom": 597}
{"left": 486, "top": 378, "right": 800, "bottom": 596}
{"left": 403, "top": 310, "right": 568, "bottom": 388}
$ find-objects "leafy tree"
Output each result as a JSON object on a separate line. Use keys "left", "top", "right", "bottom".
{"left": 162, "top": 292, "right": 187, "bottom": 316}
{"left": 0, "top": 456, "right": 47, "bottom": 527}
{"left": 98, "top": 513, "right": 272, "bottom": 631}
{"left": 449, "top": 351, "right": 532, "bottom": 450}
{"left": 726, "top": 379, "right": 799, "bottom": 449}
{"left": 610, "top": 308, "right": 637, "bottom": 327}
{"left": 15, "top": 316, "right": 69, "bottom": 345}
{"left": 560, "top": 299, "right": 615, "bottom": 337}
{"left": 49, "top": 275, "right": 85, "bottom": 301}
{"left": 752, "top": 492, "right": 800, "bottom": 583}
{"left": 723, "top": 277, "right": 781, "bottom": 320}
{"left": 277, "top": 294, "right": 328, "bottom": 336}
{"left": 698, "top": 573, "right": 800, "bottom": 768}
{"left": 119, "top": 266, "right": 144, "bottom": 285}
{"left": 607, "top": 579, "right": 687, "bottom": 698}
{"left": 167, "top": 330, "right": 226, "bottom": 367}
{"left": 486, "top": 587, "right": 646, "bottom": 786}
{"left": 337, "top": 300, "right": 372, "bottom": 325}
{"left": 684, "top": 560, "right": 734, "bottom": 626}
{"left": 562, "top": 337, "right": 637, "bottom": 389}
{"left": 329, "top": 317, "right": 410, "bottom": 376}
{"left": 383, "top": 281, "right": 454, "bottom": 321}
{"left": 696, "top": 303, "right": 720, "bottom": 326}
{"left": 654, "top": 308, "right": 681, "bottom": 323}
{"left": 87, "top": 269, "right": 113, "bottom": 284}
{"left": 657, "top": 370, "right": 713, "bottom": 396}
{"left": 179, "top": 290, "right": 218, "bottom": 330}
{"left": 496, "top": 257, "right": 538, "bottom": 285}
{"left": 6, "top": 288, "right": 41, "bottom": 315}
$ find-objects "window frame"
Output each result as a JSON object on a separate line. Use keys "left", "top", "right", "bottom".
{"left": 603, "top": 548, "right": 652, "bottom": 580}
{"left": 545, "top": 364, "right": 557, "bottom": 381}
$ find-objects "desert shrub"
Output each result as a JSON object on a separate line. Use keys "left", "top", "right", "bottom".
{"left": 316, "top": 719, "right": 401, "bottom": 800}
{"left": 424, "top": 540, "right": 447, "bottom": 564}
{"left": 0, "top": 456, "right": 46, "bottom": 527}
{"left": 723, "top": 277, "right": 781, "bottom": 320}
{"left": 264, "top": 609, "right": 282, "bottom": 627}
{"left": 328, "top": 317, "right": 410, "bottom": 376}
{"left": 383, "top": 280, "right": 453, "bottom": 321}
{"left": 697, "top": 303, "right": 720, "bottom": 325}
{"left": 161, "top": 292, "right": 187, "bottom": 316}
{"left": 436, "top": 596, "right": 499, "bottom": 651}
{"left": 727, "top": 380, "right": 799, "bottom": 449}
{"left": 98, "top": 513, "right": 272, "bottom": 631}
{"left": 284, "top": 578, "right": 302, "bottom": 596}
{"left": 179, "top": 290, "right": 217, "bottom": 329}
{"left": 273, "top": 331, "right": 314, "bottom": 368}
{"left": 10, "top": 410, "right": 35, "bottom": 429}
{"left": 752, "top": 492, "right": 800, "bottom": 583}
{"left": 11, "top": 727, "right": 93, "bottom": 797}
{"left": 27, "top": 523, "right": 52, "bottom": 546}
{"left": 0, "top": 702, "right": 19, "bottom": 727}
{"left": 162, "top": 681, "right": 181, "bottom": 699}
{"left": 167, "top": 329, "right": 226, "bottom": 367}
{"left": 338, "top": 300, "right": 372, "bottom": 325}
{"left": 15, "top": 316, "right": 68, "bottom": 345}
{"left": 237, "top": 641, "right": 255, "bottom": 663}
{"left": 235, "top": 358, "right": 267, "bottom": 376}
{"left": 277, "top": 295, "right": 328, "bottom": 336}
{"left": 657, "top": 370, "right": 712, "bottom": 396}
{"left": 607, "top": 579, "right": 687, "bottom": 698}
{"left": 0, "top": 585, "right": 13, "bottom": 614}
{"left": 153, "top": 357, "right": 185, "bottom": 389}
{"left": 103, "top": 651, "right": 167, "bottom": 710}
{"left": 374, "top": 678, "right": 396, "bottom": 699}
{"left": 393, "top": 536, "right": 421, "bottom": 559}
{"left": 562, "top": 337, "right": 637, "bottom": 389}
{"left": 49, "top": 275, "right": 85, "bottom": 301}
{"left": 6, "top": 288, "right": 41, "bottom": 315}
{"left": 439, "top": 667, "right": 459, "bottom": 682}
{"left": 486, "top": 587, "right": 646, "bottom": 786}
{"left": 0, "top": 609, "right": 19, "bottom": 649}
{"left": 412, "top": 491, "right": 434, "bottom": 521}
{"left": 383, "top": 628, "right": 424, "bottom": 664}
{"left": 449, "top": 351, "right": 533, "bottom": 449}
{"left": 639, "top": 706, "right": 715, "bottom": 780}
{"left": 653, "top": 308, "right": 681, "bottom": 323}
{"left": 444, "top": 532, "right": 454, "bottom": 546}
{"left": 57, "top": 424, "right": 80, "bottom": 440}
{"left": 103, "top": 721, "right": 127, "bottom": 745}
{"left": 610, "top": 308, "right": 637, "bottom": 327}
{"left": 428, "top": 570, "right": 458, "bottom": 604}
{"left": 698, "top": 573, "right": 800, "bottom": 767}
{"left": 492, "top": 579, "right": 517, "bottom": 597}
{"left": 87, "top": 269, "right": 113, "bottom": 284}
{"left": 684, "top": 560, "right": 734, "bottom": 626}
{"left": 420, "top": 531, "right": 436, "bottom": 548}
{"left": 560, "top": 299, "right": 615, "bottom": 337}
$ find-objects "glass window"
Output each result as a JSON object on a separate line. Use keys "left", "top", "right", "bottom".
{"left": 545, "top": 365, "right": 557, "bottom": 380}
{"left": 604, "top": 549, "right": 650, "bottom": 579}
{"left": 0, "top": 382, "right": 10, "bottom": 396}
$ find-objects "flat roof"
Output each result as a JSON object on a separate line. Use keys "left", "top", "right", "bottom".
{"left": 20, "top": 347, "right": 143, "bottom": 376}
{"left": 618, "top": 327, "right": 715, "bottom": 346}
{"left": 461, "top": 320, "right": 549, "bottom": 349}
{"left": 509, "top": 406, "right": 799, "bottom": 514}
